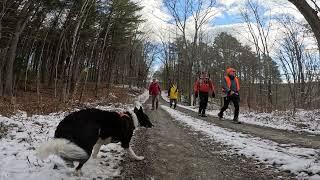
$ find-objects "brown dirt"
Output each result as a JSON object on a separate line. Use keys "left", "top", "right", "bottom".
{"left": 120, "top": 98, "right": 296, "bottom": 180}
{"left": 0, "top": 83, "right": 143, "bottom": 117}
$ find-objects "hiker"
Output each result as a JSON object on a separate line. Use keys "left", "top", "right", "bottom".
{"left": 168, "top": 81, "right": 179, "bottom": 109}
{"left": 194, "top": 72, "right": 215, "bottom": 117}
{"left": 218, "top": 68, "right": 241, "bottom": 124}
{"left": 149, "top": 78, "right": 161, "bottom": 110}
{"left": 193, "top": 77, "right": 199, "bottom": 106}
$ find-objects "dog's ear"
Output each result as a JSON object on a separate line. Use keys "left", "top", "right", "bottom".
{"left": 134, "top": 107, "right": 138, "bottom": 113}
{"left": 139, "top": 106, "right": 143, "bottom": 112}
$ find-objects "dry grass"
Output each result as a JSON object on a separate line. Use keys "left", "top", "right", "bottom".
{"left": 0, "top": 82, "right": 143, "bottom": 117}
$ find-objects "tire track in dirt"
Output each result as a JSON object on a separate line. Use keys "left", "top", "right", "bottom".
{"left": 120, "top": 98, "right": 295, "bottom": 179}
{"left": 172, "top": 99, "right": 320, "bottom": 150}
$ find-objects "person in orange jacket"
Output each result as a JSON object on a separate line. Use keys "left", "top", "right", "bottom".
{"left": 194, "top": 72, "right": 215, "bottom": 117}
{"left": 218, "top": 68, "right": 241, "bottom": 123}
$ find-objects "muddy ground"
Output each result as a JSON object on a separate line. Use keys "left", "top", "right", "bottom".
{"left": 120, "top": 98, "right": 304, "bottom": 179}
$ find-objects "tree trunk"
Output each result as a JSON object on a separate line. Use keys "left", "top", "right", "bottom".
{"left": 36, "top": 32, "right": 48, "bottom": 98}
{"left": 54, "top": 33, "right": 65, "bottom": 98}
{"left": 4, "top": 19, "right": 28, "bottom": 97}
{"left": 288, "top": 0, "right": 320, "bottom": 54}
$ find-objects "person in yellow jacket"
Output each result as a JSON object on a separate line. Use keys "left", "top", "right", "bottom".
{"left": 168, "top": 81, "right": 179, "bottom": 109}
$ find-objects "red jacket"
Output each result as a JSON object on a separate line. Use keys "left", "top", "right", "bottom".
{"left": 149, "top": 82, "right": 161, "bottom": 95}
{"left": 194, "top": 79, "right": 215, "bottom": 93}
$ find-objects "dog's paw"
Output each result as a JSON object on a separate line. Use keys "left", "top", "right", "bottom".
{"left": 135, "top": 156, "right": 144, "bottom": 161}
{"left": 73, "top": 170, "right": 83, "bottom": 176}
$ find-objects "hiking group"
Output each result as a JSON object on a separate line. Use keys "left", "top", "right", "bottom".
{"left": 149, "top": 67, "right": 241, "bottom": 124}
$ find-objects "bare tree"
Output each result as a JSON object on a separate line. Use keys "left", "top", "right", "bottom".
{"left": 241, "top": 0, "right": 274, "bottom": 111}
{"left": 3, "top": 1, "right": 35, "bottom": 98}
{"left": 276, "top": 14, "right": 320, "bottom": 112}
{"left": 164, "top": 0, "right": 216, "bottom": 105}
{"left": 288, "top": 0, "right": 320, "bottom": 54}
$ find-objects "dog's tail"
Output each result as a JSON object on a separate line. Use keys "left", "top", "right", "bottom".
{"left": 37, "top": 138, "right": 88, "bottom": 160}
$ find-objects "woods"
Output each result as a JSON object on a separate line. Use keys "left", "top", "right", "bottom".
{"left": 0, "top": 0, "right": 319, "bottom": 113}
{"left": 156, "top": 0, "right": 320, "bottom": 112}
{"left": 0, "top": 0, "right": 152, "bottom": 103}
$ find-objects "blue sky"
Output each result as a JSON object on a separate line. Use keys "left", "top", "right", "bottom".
{"left": 133, "top": 0, "right": 319, "bottom": 73}
{"left": 213, "top": 12, "right": 242, "bottom": 25}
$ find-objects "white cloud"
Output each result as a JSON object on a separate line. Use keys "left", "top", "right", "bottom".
{"left": 217, "top": 0, "right": 244, "bottom": 8}
{"left": 134, "top": 0, "right": 317, "bottom": 57}
{"left": 132, "top": 0, "right": 175, "bottom": 42}
{"left": 184, "top": 6, "right": 224, "bottom": 41}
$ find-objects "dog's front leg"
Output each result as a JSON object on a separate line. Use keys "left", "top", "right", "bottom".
{"left": 92, "top": 137, "right": 112, "bottom": 158}
{"left": 126, "top": 146, "right": 144, "bottom": 160}
{"left": 92, "top": 143, "right": 102, "bottom": 159}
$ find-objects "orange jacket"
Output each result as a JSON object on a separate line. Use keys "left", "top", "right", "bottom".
{"left": 223, "top": 76, "right": 240, "bottom": 93}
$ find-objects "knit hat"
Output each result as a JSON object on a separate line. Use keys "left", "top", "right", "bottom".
{"left": 226, "top": 68, "right": 236, "bottom": 75}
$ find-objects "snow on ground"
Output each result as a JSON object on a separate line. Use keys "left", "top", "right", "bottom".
{"left": 135, "top": 89, "right": 150, "bottom": 105}
{"left": 0, "top": 89, "right": 148, "bottom": 180}
{"left": 162, "top": 91, "right": 320, "bottom": 134}
{"left": 161, "top": 105, "right": 320, "bottom": 179}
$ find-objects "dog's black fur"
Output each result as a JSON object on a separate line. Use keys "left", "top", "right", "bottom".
{"left": 43, "top": 106, "right": 152, "bottom": 170}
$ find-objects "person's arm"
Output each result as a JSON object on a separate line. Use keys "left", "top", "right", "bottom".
{"left": 222, "top": 78, "right": 230, "bottom": 93}
{"left": 149, "top": 83, "right": 152, "bottom": 95}
{"left": 193, "top": 81, "right": 198, "bottom": 93}
{"left": 193, "top": 81, "right": 199, "bottom": 98}
{"left": 210, "top": 80, "right": 215, "bottom": 97}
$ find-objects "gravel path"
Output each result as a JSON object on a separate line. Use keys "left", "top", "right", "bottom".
{"left": 120, "top": 98, "right": 296, "bottom": 179}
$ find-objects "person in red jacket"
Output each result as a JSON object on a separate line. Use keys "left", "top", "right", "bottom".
{"left": 194, "top": 72, "right": 215, "bottom": 117}
{"left": 149, "top": 78, "right": 161, "bottom": 110}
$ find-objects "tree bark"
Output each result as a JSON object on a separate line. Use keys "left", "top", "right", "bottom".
{"left": 3, "top": 0, "right": 32, "bottom": 97}
{"left": 4, "top": 18, "right": 29, "bottom": 96}
{"left": 288, "top": 0, "right": 320, "bottom": 54}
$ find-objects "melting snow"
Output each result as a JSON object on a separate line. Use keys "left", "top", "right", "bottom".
{"left": 161, "top": 105, "right": 320, "bottom": 178}
{"left": 0, "top": 90, "right": 149, "bottom": 180}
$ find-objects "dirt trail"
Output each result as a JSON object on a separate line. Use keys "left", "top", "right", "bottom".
{"left": 173, "top": 100, "right": 320, "bottom": 150}
{"left": 120, "top": 98, "right": 294, "bottom": 179}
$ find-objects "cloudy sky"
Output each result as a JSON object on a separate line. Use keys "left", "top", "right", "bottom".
{"left": 133, "top": 0, "right": 319, "bottom": 72}
{"left": 134, "top": 0, "right": 317, "bottom": 46}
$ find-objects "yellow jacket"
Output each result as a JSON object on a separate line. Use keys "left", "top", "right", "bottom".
{"left": 168, "top": 85, "right": 179, "bottom": 99}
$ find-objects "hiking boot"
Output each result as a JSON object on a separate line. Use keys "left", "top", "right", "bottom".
{"left": 201, "top": 114, "right": 207, "bottom": 117}
{"left": 198, "top": 113, "right": 202, "bottom": 116}
{"left": 218, "top": 112, "right": 223, "bottom": 119}
{"left": 232, "top": 118, "right": 241, "bottom": 124}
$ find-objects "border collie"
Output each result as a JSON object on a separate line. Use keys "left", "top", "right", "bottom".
{"left": 37, "top": 106, "right": 152, "bottom": 171}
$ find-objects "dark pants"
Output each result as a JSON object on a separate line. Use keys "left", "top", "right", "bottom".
{"left": 151, "top": 95, "right": 159, "bottom": 109}
{"left": 199, "top": 92, "right": 209, "bottom": 115}
{"left": 219, "top": 95, "right": 240, "bottom": 120}
{"left": 170, "top": 99, "right": 177, "bottom": 108}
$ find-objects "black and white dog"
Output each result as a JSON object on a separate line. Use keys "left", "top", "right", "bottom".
{"left": 37, "top": 106, "right": 152, "bottom": 171}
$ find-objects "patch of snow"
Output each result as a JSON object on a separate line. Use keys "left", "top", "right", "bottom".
{"left": 0, "top": 86, "right": 150, "bottom": 180}
{"left": 164, "top": 89, "right": 320, "bottom": 135}
{"left": 136, "top": 89, "right": 149, "bottom": 104}
{"left": 109, "top": 92, "right": 118, "bottom": 98}
{"left": 161, "top": 105, "right": 320, "bottom": 178}
{"left": 0, "top": 107, "right": 124, "bottom": 180}
{"left": 239, "top": 110, "right": 320, "bottom": 135}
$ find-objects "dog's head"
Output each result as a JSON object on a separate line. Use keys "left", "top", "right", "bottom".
{"left": 134, "top": 106, "right": 153, "bottom": 128}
